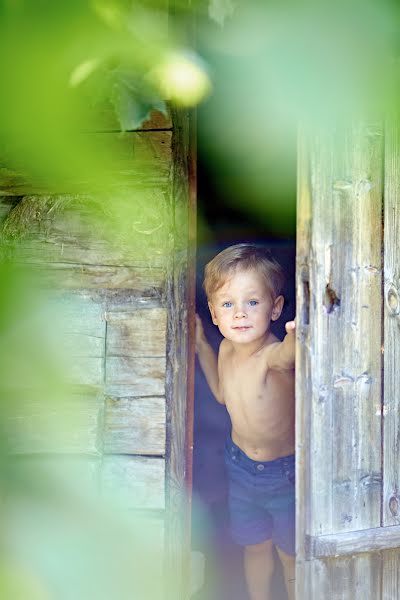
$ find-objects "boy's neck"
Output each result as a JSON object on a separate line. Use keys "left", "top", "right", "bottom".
{"left": 229, "top": 330, "right": 275, "bottom": 357}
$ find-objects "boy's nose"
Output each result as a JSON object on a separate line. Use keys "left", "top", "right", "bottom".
{"left": 234, "top": 308, "right": 247, "bottom": 318}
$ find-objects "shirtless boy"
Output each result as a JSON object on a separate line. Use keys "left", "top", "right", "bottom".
{"left": 196, "top": 244, "right": 296, "bottom": 600}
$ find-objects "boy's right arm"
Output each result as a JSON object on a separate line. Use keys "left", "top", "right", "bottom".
{"left": 195, "top": 314, "right": 224, "bottom": 404}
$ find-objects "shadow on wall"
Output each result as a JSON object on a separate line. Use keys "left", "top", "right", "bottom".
{"left": 192, "top": 238, "right": 296, "bottom": 600}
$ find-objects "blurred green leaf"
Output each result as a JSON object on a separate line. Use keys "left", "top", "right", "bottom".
{"left": 109, "top": 66, "right": 167, "bottom": 130}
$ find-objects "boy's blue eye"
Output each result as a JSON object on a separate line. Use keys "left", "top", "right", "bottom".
{"left": 249, "top": 300, "right": 258, "bottom": 306}
{"left": 222, "top": 302, "right": 232, "bottom": 308}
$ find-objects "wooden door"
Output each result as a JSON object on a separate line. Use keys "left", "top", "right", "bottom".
{"left": 296, "top": 120, "right": 400, "bottom": 598}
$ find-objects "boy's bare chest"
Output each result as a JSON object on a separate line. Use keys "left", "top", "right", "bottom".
{"left": 219, "top": 354, "right": 267, "bottom": 402}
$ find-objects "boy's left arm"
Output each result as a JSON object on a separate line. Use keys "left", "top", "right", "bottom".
{"left": 266, "top": 320, "right": 296, "bottom": 371}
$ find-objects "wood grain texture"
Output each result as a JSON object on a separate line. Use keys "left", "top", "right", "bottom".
{"left": 52, "top": 293, "right": 106, "bottom": 387}
{"left": 5, "top": 294, "right": 106, "bottom": 454}
{"left": 3, "top": 188, "right": 170, "bottom": 268}
{"left": 307, "top": 524, "right": 400, "bottom": 558}
{"left": 106, "top": 309, "right": 167, "bottom": 357}
{"left": 104, "top": 396, "right": 165, "bottom": 455}
{"left": 296, "top": 128, "right": 313, "bottom": 594}
{"left": 307, "top": 123, "right": 383, "bottom": 536}
{"left": 383, "top": 118, "right": 400, "bottom": 527}
{"left": 105, "top": 308, "right": 167, "bottom": 397}
{"left": 0, "top": 195, "right": 18, "bottom": 223}
{"left": 296, "top": 129, "right": 316, "bottom": 600}
{"left": 306, "top": 555, "right": 381, "bottom": 600}
{"left": 296, "top": 123, "right": 385, "bottom": 599}
{"left": 27, "top": 264, "right": 166, "bottom": 300}
{"left": 101, "top": 455, "right": 165, "bottom": 509}
{"left": 105, "top": 356, "right": 166, "bottom": 397}
{"left": 382, "top": 549, "right": 400, "bottom": 600}
{"left": 164, "top": 105, "right": 191, "bottom": 599}
{"left": 0, "top": 108, "right": 173, "bottom": 580}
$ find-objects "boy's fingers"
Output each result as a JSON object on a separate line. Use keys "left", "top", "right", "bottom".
{"left": 285, "top": 320, "right": 296, "bottom": 332}
{"left": 195, "top": 314, "right": 204, "bottom": 336}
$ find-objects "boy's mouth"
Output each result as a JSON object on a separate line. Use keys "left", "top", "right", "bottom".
{"left": 233, "top": 326, "right": 252, "bottom": 331}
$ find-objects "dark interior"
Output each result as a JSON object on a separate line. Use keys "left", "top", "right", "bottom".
{"left": 192, "top": 132, "right": 296, "bottom": 599}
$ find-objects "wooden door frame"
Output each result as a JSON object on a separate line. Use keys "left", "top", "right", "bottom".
{"left": 164, "top": 104, "right": 196, "bottom": 599}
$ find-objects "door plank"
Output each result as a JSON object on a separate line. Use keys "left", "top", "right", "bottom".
{"left": 303, "top": 555, "right": 381, "bottom": 600}
{"left": 306, "top": 123, "right": 383, "bottom": 536}
{"left": 295, "top": 129, "right": 314, "bottom": 600}
{"left": 383, "top": 118, "right": 400, "bottom": 527}
{"left": 382, "top": 550, "right": 400, "bottom": 600}
{"left": 296, "top": 122, "right": 384, "bottom": 599}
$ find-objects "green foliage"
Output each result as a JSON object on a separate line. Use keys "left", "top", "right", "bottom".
{"left": 109, "top": 66, "right": 167, "bottom": 130}
{"left": 0, "top": 0, "right": 209, "bottom": 190}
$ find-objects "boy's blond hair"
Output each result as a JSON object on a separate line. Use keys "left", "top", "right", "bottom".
{"left": 203, "top": 244, "right": 285, "bottom": 300}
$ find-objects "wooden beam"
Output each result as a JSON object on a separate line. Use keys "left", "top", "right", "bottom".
{"left": 0, "top": 130, "right": 171, "bottom": 195}
{"left": 306, "top": 524, "right": 400, "bottom": 559}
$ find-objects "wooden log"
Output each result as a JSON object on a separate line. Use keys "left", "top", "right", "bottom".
{"left": 0, "top": 130, "right": 171, "bottom": 195}
{"left": 6, "top": 389, "right": 103, "bottom": 454}
{"left": 101, "top": 455, "right": 165, "bottom": 509}
{"left": 51, "top": 293, "right": 106, "bottom": 387}
{"left": 0, "top": 195, "right": 18, "bottom": 223}
{"left": 105, "top": 308, "right": 167, "bottom": 397}
{"left": 105, "top": 356, "right": 166, "bottom": 397}
{"left": 103, "top": 289, "right": 164, "bottom": 312}
{"left": 383, "top": 117, "right": 400, "bottom": 527}
{"left": 3, "top": 188, "right": 170, "bottom": 268}
{"left": 25, "top": 263, "right": 166, "bottom": 298}
{"left": 104, "top": 396, "right": 166, "bottom": 455}
{"left": 106, "top": 309, "right": 167, "bottom": 357}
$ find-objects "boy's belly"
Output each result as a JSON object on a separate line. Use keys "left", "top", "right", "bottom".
{"left": 227, "top": 399, "right": 295, "bottom": 461}
{"left": 231, "top": 429, "right": 295, "bottom": 462}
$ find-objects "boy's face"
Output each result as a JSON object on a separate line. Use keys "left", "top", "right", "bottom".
{"left": 208, "top": 268, "right": 284, "bottom": 345}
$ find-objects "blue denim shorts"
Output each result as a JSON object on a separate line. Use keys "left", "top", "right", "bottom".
{"left": 224, "top": 438, "right": 295, "bottom": 555}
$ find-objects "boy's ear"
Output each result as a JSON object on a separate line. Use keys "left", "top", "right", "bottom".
{"left": 271, "top": 295, "right": 284, "bottom": 322}
{"left": 208, "top": 301, "right": 218, "bottom": 325}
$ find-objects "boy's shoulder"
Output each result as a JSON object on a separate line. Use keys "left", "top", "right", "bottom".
{"left": 218, "top": 337, "right": 232, "bottom": 356}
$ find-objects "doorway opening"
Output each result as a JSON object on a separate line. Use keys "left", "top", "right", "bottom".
{"left": 191, "top": 110, "right": 296, "bottom": 600}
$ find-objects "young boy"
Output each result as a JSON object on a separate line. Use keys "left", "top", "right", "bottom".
{"left": 195, "top": 244, "right": 296, "bottom": 600}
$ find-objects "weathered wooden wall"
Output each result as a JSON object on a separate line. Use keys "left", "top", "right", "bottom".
{"left": 0, "top": 102, "right": 191, "bottom": 594}
{"left": 296, "top": 120, "right": 400, "bottom": 599}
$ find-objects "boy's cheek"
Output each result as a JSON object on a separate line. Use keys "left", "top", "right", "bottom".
{"left": 208, "top": 302, "right": 218, "bottom": 325}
